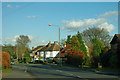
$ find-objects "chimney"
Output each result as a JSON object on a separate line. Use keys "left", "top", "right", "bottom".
{"left": 32, "top": 47, "right": 34, "bottom": 50}
{"left": 48, "top": 41, "right": 51, "bottom": 47}
{"left": 64, "top": 43, "right": 66, "bottom": 47}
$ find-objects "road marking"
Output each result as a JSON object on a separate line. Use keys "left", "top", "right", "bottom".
{"left": 77, "top": 76, "right": 81, "bottom": 78}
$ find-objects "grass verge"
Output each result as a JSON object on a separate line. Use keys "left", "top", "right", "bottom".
{"left": 2, "top": 68, "right": 12, "bottom": 73}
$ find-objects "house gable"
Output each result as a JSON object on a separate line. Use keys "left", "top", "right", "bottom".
{"left": 110, "top": 34, "right": 120, "bottom": 44}
{"left": 110, "top": 34, "right": 120, "bottom": 53}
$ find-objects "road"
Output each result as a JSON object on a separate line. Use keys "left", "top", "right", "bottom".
{"left": 2, "top": 64, "right": 120, "bottom": 80}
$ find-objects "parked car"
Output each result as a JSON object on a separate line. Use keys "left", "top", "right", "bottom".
{"left": 11, "top": 61, "right": 15, "bottom": 65}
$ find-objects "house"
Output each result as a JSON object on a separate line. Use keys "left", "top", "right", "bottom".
{"left": 110, "top": 34, "right": 120, "bottom": 53}
{"left": 30, "top": 46, "right": 44, "bottom": 62}
{"left": 102, "top": 34, "right": 120, "bottom": 68}
{"left": 30, "top": 41, "right": 60, "bottom": 62}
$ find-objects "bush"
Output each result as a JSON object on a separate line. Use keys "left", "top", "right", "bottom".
{"left": 66, "top": 55, "right": 84, "bottom": 66}
{"left": 0, "top": 52, "right": 11, "bottom": 69}
{"left": 66, "top": 50, "right": 85, "bottom": 66}
{"left": 101, "top": 49, "right": 119, "bottom": 68}
{"left": 24, "top": 57, "right": 31, "bottom": 62}
{"left": 38, "top": 60, "right": 44, "bottom": 64}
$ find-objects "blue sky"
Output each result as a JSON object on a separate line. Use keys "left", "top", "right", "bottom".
{"left": 2, "top": 2, "right": 118, "bottom": 48}
{"left": 2, "top": 0, "right": 120, "bottom": 2}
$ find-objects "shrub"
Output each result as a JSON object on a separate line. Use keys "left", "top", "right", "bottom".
{"left": 0, "top": 52, "right": 11, "bottom": 69}
{"left": 66, "top": 50, "right": 85, "bottom": 66}
{"left": 24, "top": 57, "right": 31, "bottom": 62}
{"left": 101, "top": 50, "right": 112, "bottom": 68}
{"left": 101, "top": 49, "right": 119, "bottom": 68}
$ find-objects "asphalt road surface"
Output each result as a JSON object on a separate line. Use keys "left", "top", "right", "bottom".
{"left": 2, "top": 64, "right": 120, "bottom": 80}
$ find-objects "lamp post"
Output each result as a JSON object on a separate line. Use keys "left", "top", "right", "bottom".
{"left": 48, "top": 24, "right": 61, "bottom": 66}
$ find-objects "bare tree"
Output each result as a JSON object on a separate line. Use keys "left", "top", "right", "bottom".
{"left": 16, "top": 35, "right": 31, "bottom": 61}
{"left": 81, "top": 27, "right": 112, "bottom": 47}
{"left": 81, "top": 27, "right": 112, "bottom": 66}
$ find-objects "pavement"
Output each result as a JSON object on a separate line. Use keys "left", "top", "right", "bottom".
{"left": 1, "top": 64, "right": 120, "bottom": 80}
{"left": 2, "top": 65, "right": 35, "bottom": 78}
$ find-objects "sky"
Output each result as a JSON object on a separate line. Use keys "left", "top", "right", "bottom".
{"left": 2, "top": 2, "right": 119, "bottom": 48}
{"left": 1, "top": 0, "right": 120, "bottom": 2}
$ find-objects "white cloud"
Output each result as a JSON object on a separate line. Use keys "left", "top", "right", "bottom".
{"left": 7, "top": 4, "right": 11, "bottom": 8}
{"left": 40, "top": 40, "right": 47, "bottom": 44}
{"left": 32, "top": 16, "right": 36, "bottom": 18}
{"left": 7, "top": 4, "right": 20, "bottom": 8}
{"left": 4, "top": 35, "right": 41, "bottom": 48}
{"left": 62, "top": 11, "right": 117, "bottom": 32}
{"left": 29, "top": 40, "right": 47, "bottom": 48}
{"left": 26, "top": 16, "right": 36, "bottom": 18}
{"left": 26, "top": 16, "right": 31, "bottom": 18}
{"left": 12, "top": 35, "right": 19, "bottom": 42}
{"left": 28, "top": 35, "right": 34, "bottom": 40}
{"left": 62, "top": 18, "right": 115, "bottom": 32}
{"left": 99, "top": 11, "right": 118, "bottom": 17}
{"left": 5, "top": 35, "right": 37, "bottom": 43}
{"left": 97, "top": 22, "right": 115, "bottom": 32}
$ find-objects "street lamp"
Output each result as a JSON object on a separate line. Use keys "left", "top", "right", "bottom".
{"left": 48, "top": 24, "right": 61, "bottom": 66}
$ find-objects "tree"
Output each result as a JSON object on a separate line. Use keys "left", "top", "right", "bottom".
{"left": 82, "top": 27, "right": 112, "bottom": 47}
{"left": 70, "top": 35, "right": 80, "bottom": 51}
{"left": 66, "top": 34, "right": 88, "bottom": 66}
{"left": 77, "top": 31, "right": 82, "bottom": 43}
{"left": 90, "top": 38, "right": 104, "bottom": 67}
{"left": 81, "top": 27, "right": 111, "bottom": 67}
{"left": 91, "top": 39, "right": 104, "bottom": 56}
{"left": 66, "top": 35, "right": 71, "bottom": 44}
{"left": 76, "top": 31, "right": 88, "bottom": 64}
{"left": 16, "top": 35, "right": 31, "bottom": 62}
{"left": 16, "top": 35, "right": 30, "bottom": 47}
{"left": 2, "top": 44, "right": 16, "bottom": 60}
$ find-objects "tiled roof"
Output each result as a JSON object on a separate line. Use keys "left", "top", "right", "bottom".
{"left": 55, "top": 44, "right": 71, "bottom": 58}
{"left": 61, "top": 44, "right": 71, "bottom": 53}
{"left": 47, "top": 43, "right": 60, "bottom": 51}
{"left": 55, "top": 53, "right": 68, "bottom": 58}
{"left": 32, "top": 46, "right": 44, "bottom": 51}
{"left": 33, "top": 42, "right": 60, "bottom": 52}
{"left": 34, "top": 46, "right": 46, "bottom": 54}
